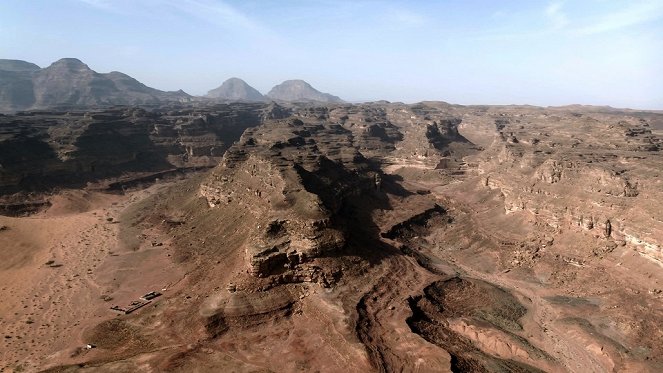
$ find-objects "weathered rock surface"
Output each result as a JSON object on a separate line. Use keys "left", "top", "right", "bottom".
{"left": 200, "top": 116, "right": 374, "bottom": 284}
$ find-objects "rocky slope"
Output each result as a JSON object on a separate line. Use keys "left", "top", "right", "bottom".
{"left": 200, "top": 116, "right": 377, "bottom": 285}
{"left": 206, "top": 77, "right": 265, "bottom": 102}
{"left": 0, "top": 58, "right": 191, "bottom": 112}
{"left": 266, "top": 79, "right": 344, "bottom": 103}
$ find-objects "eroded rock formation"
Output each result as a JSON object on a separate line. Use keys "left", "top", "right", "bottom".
{"left": 3, "top": 101, "right": 663, "bottom": 373}
{"left": 466, "top": 107, "right": 663, "bottom": 263}
{"left": 0, "top": 103, "right": 268, "bottom": 194}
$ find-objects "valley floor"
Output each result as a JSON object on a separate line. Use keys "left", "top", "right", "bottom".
{"left": 0, "top": 185, "right": 186, "bottom": 372}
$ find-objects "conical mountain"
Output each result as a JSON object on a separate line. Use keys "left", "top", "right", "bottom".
{"left": 206, "top": 77, "right": 265, "bottom": 102}
{"left": 266, "top": 80, "right": 343, "bottom": 103}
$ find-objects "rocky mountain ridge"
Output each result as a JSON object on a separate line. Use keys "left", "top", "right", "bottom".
{"left": 1, "top": 58, "right": 346, "bottom": 112}
{"left": 0, "top": 58, "right": 192, "bottom": 112}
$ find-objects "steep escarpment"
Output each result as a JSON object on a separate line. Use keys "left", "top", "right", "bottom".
{"left": 199, "top": 103, "right": 471, "bottom": 285}
{"left": 0, "top": 103, "right": 268, "bottom": 195}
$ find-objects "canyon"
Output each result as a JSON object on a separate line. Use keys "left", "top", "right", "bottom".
{"left": 0, "top": 100, "right": 662, "bottom": 373}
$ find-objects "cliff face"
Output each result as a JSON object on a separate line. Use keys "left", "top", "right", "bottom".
{"left": 200, "top": 117, "right": 373, "bottom": 284}
{"left": 460, "top": 107, "right": 663, "bottom": 264}
{"left": 0, "top": 103, "right": 268, "bottom": 194}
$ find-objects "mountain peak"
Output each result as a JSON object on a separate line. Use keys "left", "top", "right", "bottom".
{"left": 282, "top": 79, "right": 310, "bottom": 85}
{"left": 266, "top": 80, "right": 343, "bottom": 103}
{"left": 48, "top": 58, "right": 91, "bottom": 71}
{"left": 206, "top": 77, "right": 265, "bottom": 102}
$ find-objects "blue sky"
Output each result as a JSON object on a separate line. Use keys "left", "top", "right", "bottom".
{"left": 1, "top": 0, "right": 662, "bottom": 109}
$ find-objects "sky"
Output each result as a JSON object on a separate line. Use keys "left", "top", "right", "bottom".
{"left": 1, "top": 0, "right": 662, "bottom": 109}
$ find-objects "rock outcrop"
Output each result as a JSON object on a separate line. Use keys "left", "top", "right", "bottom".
{"left": 198, "top": 102, "right": 473, "bottom": 289}
{"left": 200, "top": 116, "right": 378, "bottom": 284}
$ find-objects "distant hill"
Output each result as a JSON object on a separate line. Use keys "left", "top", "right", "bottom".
{"left": 0, "top": 60, "right": 40, "bottom": 72}
{"left": 266, "top": 80, "right": 343, "bottom": 103}
{"left": 0, "top": 58, "right": 190, "bottom": 112}
{"left": 206, "top": 77, "right": 265, "bottom": 102}
{"left": 0, "top": 60, "right": 39, "bottom": 111}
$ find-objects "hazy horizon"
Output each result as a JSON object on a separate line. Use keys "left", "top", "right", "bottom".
{"left": 2, "top": 0, "right": 662, "bottom": 109}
